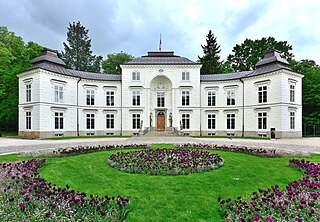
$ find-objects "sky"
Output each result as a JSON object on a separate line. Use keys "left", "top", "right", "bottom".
{"left": 0, "top": 0, "right": 319, "bottom": 63}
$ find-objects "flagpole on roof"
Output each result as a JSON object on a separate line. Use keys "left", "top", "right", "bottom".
{"left": 159, "top": 33, "right": 162, "bottom": 51}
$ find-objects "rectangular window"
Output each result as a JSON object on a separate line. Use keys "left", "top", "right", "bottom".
{"left": 182, "top": 114, "right": 190, "bottom": 129}
{"left": 257, "top": 112, "right": 267, "bottom": 130}
{"left": 290, "top": 84, "right": 295, "bottom": 102}
{"left": 157, "top": 92, "right": 165, "bottom": 107}
{"left": 26, "top": 112, "right": 31, "bottom": 129}
{"left": 290, "top": 112, "right": 295, "bottom": 129}
{"left": 26, "top": 84, "right": 31, "bottom": 102}
{"left": 106, "top": 91, "right": 115, "bottom": 106}
{"left": 106, "top": 114, "right": 115, "bottom": 129}
{"left": 208, "top": 114, "right": 216, "bottom": 129}
{"left": 258, "top": 86, "right": 267, "bottom": 103}
{"left": 227, "top": 90, "right": 235, "bottom": 105}
{"left": 182, "top": 71, "right": 190, "bottom": 80}
{"left": 132, "top": 91, "right": 140, "bottom": 106}
{"left": 227, "top": 113, "right": 235, "bottom": 129}
{"left": 208, "top": 91, "right": 216, "bottom": 106}
{"left": 182, "top": 91, "right": 190, "bottom": 106}
{"left": 54, "top": 112, "right": 64, "bottom": 129}
{"left": 54, "top": 85, "right": 63, "bottom": 103}
{"left": 86, "top": 113, "right": 95, "bottom": 129}
{"left": 86, "top": 90, "right": 95, "bottom": 105}
{"left": 132, "top": 71, "right": 140, "bottom": 81}
{"left": 132, "top": 114, "right": 141, "bottom": 129}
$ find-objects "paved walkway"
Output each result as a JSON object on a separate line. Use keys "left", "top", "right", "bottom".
{"left": 0, "top": 137, "right": 320, "bottom": 155}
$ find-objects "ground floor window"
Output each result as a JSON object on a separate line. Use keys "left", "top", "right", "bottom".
{"left": 257, "top": 112, "right": 267, "bottom": 130}
{"left": 182, "top": 114, "right": 190, "bottom": 129}
{"left": 54, "top": 112, "right": 64, "bottom": 129}
{"left": 227, "top": 113, "right": 235, "bottom": 129}
{"left": 290, "top": 112, "right": 295, "bottom": 129}
{"left": 26, "top": 112, "right": 31, "bottom": 129}
{"left": 86, "top": 113, "right": 95, "bottom": 129}
{"left": 106, "top": 114, "right": 115, "bottom": 129}
{"left": 208, "top": 114, "right": 216, "bottom": 129}
{"left": 132, "top": 114, "right": 141, "bottom": 129}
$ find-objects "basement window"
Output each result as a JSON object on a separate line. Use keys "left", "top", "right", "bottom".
{"left": 86, "top": 133, "right": 95, "bottom": 136}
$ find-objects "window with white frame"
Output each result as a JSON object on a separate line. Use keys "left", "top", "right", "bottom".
{"left": 208, "top": 91, "right": 216, "bottom": 106}
{"left": 227, "top": 90, "right": 235, "bottom": 105}
{"left": 182, "top": 114, "right": 190, "bottom": 129}
{"left": 258, "top": 86, "right": 267, "bottom": 103}
{"left": 132, "top": 71, "right": 140, "bottom": 80}
{"left": 290, "top": 84, "right": 295, "bottom": 102}
{"left": 54, "top": 85, "right": 63, "bottom": 103}
{"left": 182, "top": 91, "right": 190, "bottom": 106}
{"left": 208, "top": 114, "right": 216, "bottom": 129}
{"left": 86, "top": 113, "right": 95, "bottom": 129}
{"left": 26, "top": 111, "right": 31, "bottom": 130}
{"left": 26, "top": 84, "right": 31, "bottom": 102}
{"left": 106, "top": 114, "right": 115, "bottom": 129}
{"left": 132, "top": 114, "right": 140, "bottom": 129}
{"left": 157, "top": 92, "right": 165, "bottom": 107}
{"left": 257, "top": 112, "right": 267, "bottom": 130}
{"left": 132, "top": 91, "right": 140, "bottom": 106}
{"left": 106, "top": 91, "right": 115, "bottom": 106}
{"left": 182, "top": 71, "right": 190, "bottom": 80}
{"left": 290, "top": 112, "right": 295, "bottom": 129}
{"left": 86, "top": 90, "right": 95, "bottom": 105}
{"left": 54, "top": 112, "right": 64, "bottom": 129}
{"left": 227, "top": 113, "right": 235, "bottom": 129}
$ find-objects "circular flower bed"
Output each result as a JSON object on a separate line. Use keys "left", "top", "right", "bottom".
{"left": 108, "top": 148, "right": 224, "bottom": 175}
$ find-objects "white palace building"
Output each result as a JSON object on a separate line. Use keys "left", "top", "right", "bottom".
{"left": 17, "top": 49, "right": 303, "bottom": 139}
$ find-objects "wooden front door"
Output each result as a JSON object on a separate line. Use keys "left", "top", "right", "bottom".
{"left": 157, "top": 112, "right": 165, "bottom": 131}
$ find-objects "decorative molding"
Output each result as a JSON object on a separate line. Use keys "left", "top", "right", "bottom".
{"left": 254, "top": 79, "right": 271, "bottom": 86}
{"left": 23, "top": 77, "right": 33, "bottom": 83}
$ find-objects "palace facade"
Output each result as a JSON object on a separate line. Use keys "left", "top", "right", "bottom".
{"left": 17, "top": 49, "right": 303, "bottom": 138}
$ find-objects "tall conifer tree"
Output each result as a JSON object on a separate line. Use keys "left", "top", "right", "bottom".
{"left": 61, "top": 21, "right": 102, "bottom": 72}
{"left": 198, "top": 30, "right": 222, "bottom": 74}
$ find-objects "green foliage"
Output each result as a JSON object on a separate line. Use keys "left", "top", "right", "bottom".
{"left": 0, "top": 26, "right": 42, "bottom": 130}
{"left": 198, "top": 30, "right": 222, "bottom": 74}
{"left": 227, "top": 37, "right": 294, "bottom": 71}
{"left": 102, "top": 52, "right": 134, "bottom": 74}
{"left": 290, "top": 59, "right": 320, "bottom": 124}
{"left": 60, "top": 21, "right": 102, "bottom": 73}
{"left": 220, "top": 60, "right": 235, "bottom": 73}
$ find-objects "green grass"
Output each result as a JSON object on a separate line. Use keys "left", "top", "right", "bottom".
{"left": 43, "top": 135, "right": 131, "bottom": 140}
{"left": 192, "top": 135, "right": 270, "bottom": 140}
{"left": 0, "top": 131, "right": 18, "bottom": 137}
{"left": 1, "top": 148, "right": 320, "bottom": 221}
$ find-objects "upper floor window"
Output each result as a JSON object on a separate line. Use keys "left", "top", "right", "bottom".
{"left": 54, "top": 85, "right": 63, "bottom": 103}
{"left": 86, "top": 89, "right": 95, "bottom": 105}
{"left": 54, "top": 112, "right": 64, "bottom": 129}
{"left": 132, "top": 91, "right": 140, "bottom": 106}
{"left": 106, "top": 91, "right": 115, "bottom": 106}
{"left": 26, "top": 84, "right": 31, "bottom": 102}
{"left": 208, "top": 114, "right": 216, "bottom": 129}
{"left": 181, "top": 114, "right": 190, "bottom": 129}
{"left": 132, "top": 113, "right": 141, "bottom": 129}
{"left": 290, "top": 84, "right": 295, "bottom": 102}
{"left": 132, "top": 71, "right": 140, "bottom": 81}
{"left": 182, "top": 91, "right": 190, "bottom": 106}
{"left": 86, "top": 113, "right": 95, "bottom": 129}
{"left": 257, "top": 112, "right": 267, "bottom": 130}
{"left": 227, "top": 113, "right": 235, "bottom": 129}
{"left": 157, "top": 92, "right": 165, "bottom": 107}
{"left": 26, "top": 111, "right": 31, "bottom": 130}
{"left": 106, "top": 114, "right": 115, "bottom": 129}
{"left": 182, "top": 71, "right": 190, "bottom": 81}
{"left": 290, "top": 112, "right": 295, "bottom": 129}
{"left": 227, "top": 90, "right": 235, "bottom": 106}
{"left": 208, "top": 91, "right": 216, "bottom": 106}
{"left": 258, "top": 86, "right": 267, "bottom": 103}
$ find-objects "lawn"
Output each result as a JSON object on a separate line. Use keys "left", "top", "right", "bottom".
{"left": 1, "top": 145, "right": 320, "bottom": 221}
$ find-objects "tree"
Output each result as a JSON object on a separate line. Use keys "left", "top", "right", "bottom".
{"left": 227, "top": 37, "right": 294, "bottom": 71}
{"left": 290, "top": 59, "right": 320, "bottom": 125}
{"left": 61, "top": 21, "right": 102, "bottom": 73}
{"left": 220, "top": 60, "right": 235, "bottom": 73}
{"left": 198, "top": 30, "right": 222, "bottom": 74}
{"left": 0, "top": 26, "right": 42, "bottom": 133}
{"left": 102, "top": 52, "right": 134, "bottom": 74}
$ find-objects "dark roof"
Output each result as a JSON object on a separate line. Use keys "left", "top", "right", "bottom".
{"left": 30, "top": 62, "right": 121, "bottom": 81}
{"left": 255, "top": 50, "right": 289, "bottom": 68}
{"left": 126, "top": 51, "right": 197, "bottom": 65}
{"left": 200, "top": 71, "right": 251, "bottom": 81}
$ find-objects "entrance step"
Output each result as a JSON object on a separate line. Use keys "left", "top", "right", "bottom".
{"left": 144, "top": 130, "right": 178, "bottom": 137}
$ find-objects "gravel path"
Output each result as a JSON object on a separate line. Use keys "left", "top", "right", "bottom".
{"left": 0, "top": 137, "right": 320, "bottom": 155}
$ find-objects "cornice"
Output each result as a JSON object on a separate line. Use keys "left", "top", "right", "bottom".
{"left": 121, "top": 64, "right": 202, "bottom": 69}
